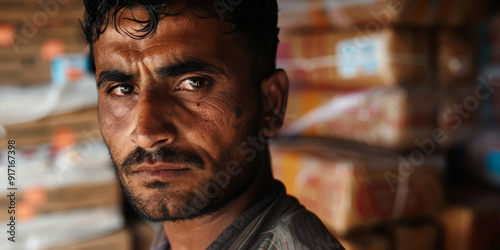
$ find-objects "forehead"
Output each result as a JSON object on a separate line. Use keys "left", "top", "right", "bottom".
{"left": 93, "top": 7, "right": 247, "bottom": 71}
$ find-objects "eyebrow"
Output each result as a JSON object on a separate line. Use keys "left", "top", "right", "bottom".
{"left": 96, "top": 59, "right": 226, "bottom": 88}
{"left": 157, "top": 59, "right": 226, "bottom": 78}
{"left": 97, "top": 70, "right": 134, "bottom": 89}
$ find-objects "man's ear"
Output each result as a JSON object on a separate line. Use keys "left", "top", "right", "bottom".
{"left": 260, "top": 69, "right": 289, "bottom": 137}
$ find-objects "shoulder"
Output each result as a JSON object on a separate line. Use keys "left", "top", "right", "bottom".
{"left": 250, "top": 195, "right": 345, "bottom": 250}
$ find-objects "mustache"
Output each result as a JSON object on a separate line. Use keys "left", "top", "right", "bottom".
{"left": 120, "top": 146, "right": 205, "bottom": 175}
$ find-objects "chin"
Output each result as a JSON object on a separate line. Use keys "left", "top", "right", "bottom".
{"left": 121, "top": 171, "right": 256, "bottom": 222}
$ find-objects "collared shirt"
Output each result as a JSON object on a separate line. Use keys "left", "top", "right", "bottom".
{"left": 150, "top": 180, "right": 345, "bottom": 250}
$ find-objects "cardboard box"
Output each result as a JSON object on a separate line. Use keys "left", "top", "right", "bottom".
{"left": 0, "top": 180, "right": 121, "bottom": 221}
{"left": 392, "top": 222, "right": 439, "bottom": 250}
{"left": 277, "top": 0, "right": 485, "bottom": 32}
{"left": 434, "top": 0, "right": 486, "bottom": 26}
{"left": 270, "top": 140, "right": 445, "bottom": 235}
{"left": 277, "top": 0, "right": 438, "bottom": 32}
{"left": 439, "top": 191, "right": 500, "bottom": 250}
{"left": 0, "top": 17, "right": 86, "bottom": 85}
{"left": 277, "top": 27, "right": 431, "bottom": 89}
{"left": 284, "top": 88, "right": 342, "bottom": 125}
{"left": 0, "top": 0, "right": 85, "bottom": 21}
{"left": 0, "top": 108, "right": 101, "bottom": 149}
{"left": 282, "top": 87, "right": 438, "bottom": 152}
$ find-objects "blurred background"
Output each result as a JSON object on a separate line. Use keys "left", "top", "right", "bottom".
{"left": 1, "top": 0, "right": 500, "bottom": 249}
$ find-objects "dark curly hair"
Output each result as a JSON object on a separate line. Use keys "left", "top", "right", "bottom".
{"left": 82, "top": 0, "right": 280, "bottom": 85}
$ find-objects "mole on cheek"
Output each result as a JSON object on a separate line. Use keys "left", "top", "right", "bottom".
{"left": 233, "top": 106, "right": 243, "bottom": 118}
{"left": 197, "top": 103, "right": 200, "bottom": 106}
{"left": 235, "top": 124, "right": 241, "bottom": 129}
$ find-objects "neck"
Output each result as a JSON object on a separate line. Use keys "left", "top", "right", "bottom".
{"left": 162, "top": 157, "right": 275, "bottom": 250}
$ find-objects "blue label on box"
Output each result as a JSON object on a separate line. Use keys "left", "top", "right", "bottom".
{"left": 336, "top": 35, "right": 381, "bottom": 79}
{"left": 51, "top": 54, "right": 91, "bottom": 85}
{"left": 486, "top": 151, "right": 500, "bottom": 176}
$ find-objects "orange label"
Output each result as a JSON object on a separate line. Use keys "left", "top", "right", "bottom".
{"left": 18, "top": 202, "right": 35, "bottom": 222}
{"left": 23, "top": 186, "right": 48, "bottom": 205}
{"left": 52, "top": 127, "right": 76, "bottom": 150}
{"left": 0, "top": 25, "right": 15, "bottom": 47}
{"left": 40, "top": 39, "right": 66, "bottom": 62}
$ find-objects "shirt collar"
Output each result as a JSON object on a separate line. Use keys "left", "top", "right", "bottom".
{"left": 150, "top": 181, "right": 285, "bottom": 250}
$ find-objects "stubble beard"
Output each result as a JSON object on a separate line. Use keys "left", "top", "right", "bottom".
{"left": 106, "top": 133, "right": 263, "bottom": 223}
{"left": 104, "top": 101, "right": 266, "bottom": 222}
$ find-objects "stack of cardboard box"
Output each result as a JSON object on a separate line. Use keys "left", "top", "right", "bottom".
{"left": 0, "top": 107, "right": 131, "bottom": 249}
{"left": 0, "top": 0, "right": 87, "bottom": 85}
{"left": 273, "top": 0, "right": 499, "bottom": 249}
{"left": 0, "top": 1, "right": 134, "bottom": 248}
{"left": 271, "top": 139, "right": 445, "bottom": 236}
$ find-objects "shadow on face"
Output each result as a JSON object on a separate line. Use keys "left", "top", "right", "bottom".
{"left": 94, "top": 6, "right": 271, "bottom": 222}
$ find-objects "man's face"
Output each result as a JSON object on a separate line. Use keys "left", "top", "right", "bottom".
{"left": 93, "top": 8, "right": 262, "bottom": 221}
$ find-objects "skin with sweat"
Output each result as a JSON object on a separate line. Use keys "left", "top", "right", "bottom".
{"left": 93, "top": 7, "right": 288, "bottom": 250}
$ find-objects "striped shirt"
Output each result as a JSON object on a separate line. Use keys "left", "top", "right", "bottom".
{"left": 150, "top": 180, "right": 345, "bottom": 250}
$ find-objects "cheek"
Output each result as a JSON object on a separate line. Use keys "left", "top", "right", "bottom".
{"left": 198, "top": 89, "right": 254, "bottom": 123}
{"left": 99, "top": 96, "right": 135, "bottom": 121}
{"left": 193, "top": 94, "right": 257, "bottom": 148}
{"left": 98, "top": 98, "right": 134, "bottom": 146}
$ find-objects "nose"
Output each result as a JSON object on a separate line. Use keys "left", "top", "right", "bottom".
{"left": 129, "top": 91, "right": 176, "bottom": 149}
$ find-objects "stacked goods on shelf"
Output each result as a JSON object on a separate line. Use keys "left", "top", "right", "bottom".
{"left": 274, "top": 1, "right": 494, "bottom": 249}
{"left": 324, "top": 218, "right": 441, "bottom": 250}
{"left": 438, "top": 188, "right": 500, "bottom": 250}
{"left": 385, "top": 219, "right": 441, "bottom": 250}
{"left": 277, "top": 25, "right": 438, "bottom": 151}
{"left": 271, "top": 139, "right": 500, "bottom": 249}
{"left": 270, "top": 140, "right": 445, "bottom": 236}
{"left": 0, "top": 70, "right": 126, "bottom": 247}
{"left": 0, "top": 0, "right": 87, "bottom": 85}
{"left": 0, "top": 142, "right": 125, "bottom": 248}
{"left": 433, "top": 0, "right": 486, "bottom": 26}
{"left": 277, "top": 26, "right": 431, "bottom": 89}
{"left": 451, "top": 15, "right": 500, "bottom": 188}
{"left": 278, "top": 26, "right": 480, "bottom": 151}
{"left": 0, "top": 173, "right": 120, "bottom": 222}
{"left": 449, "top": 8, "right": 500, "bottom": 248}
{"left": 277, "top": 0, "right": 422, "bottom": 32}
{"left": 436, "top": 26, "right": 480, "bottom": 148}
{"left": 277, "top": 0, "right": 485, "bottom": 33}
{"left": 0, "top": 120, "right": 125, "bottom": 248}
{"left": 0, "top": 0, "right": 85, "bottom": 21}
{"left": 0, "top": 73, "right": 99, "bottom": 145}
{"left": 0, "top": 107, "right": 100, "bottom": 148}
{"left": 0, "top": 206, "right": 126, "bottom": 249}
{"left": 283, "top": 87, "right": 438, "bottom": 152}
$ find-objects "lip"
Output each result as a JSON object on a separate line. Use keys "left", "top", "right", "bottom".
{"left": 131, "top": 163, "right": 192, "bottom": 180}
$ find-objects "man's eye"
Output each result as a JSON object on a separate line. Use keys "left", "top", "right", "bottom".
{"left": 110, "top": 84, "right": 134, "bottom": 96}
{"left": 176, "top": 77, "right": 209, "bottom": 91}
